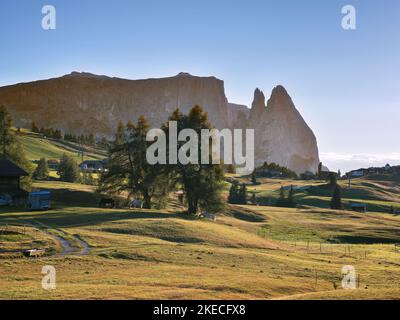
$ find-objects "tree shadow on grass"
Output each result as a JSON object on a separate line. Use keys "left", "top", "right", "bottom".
{"left": 0, "top": 207, "right": 194, "bottom": 229}
{"left": 47, "top": 188, "right": 101, "bottom": 207}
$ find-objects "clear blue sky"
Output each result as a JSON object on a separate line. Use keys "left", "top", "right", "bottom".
{"left": 0, "top": 0, "right": 399, "bottom": 172}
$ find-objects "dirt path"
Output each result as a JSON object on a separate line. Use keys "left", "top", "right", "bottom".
{"left": 24, "top": 220, "right": 91, "bottom": 256}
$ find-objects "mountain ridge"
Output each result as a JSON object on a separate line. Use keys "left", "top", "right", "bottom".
{"left": 0, "top": 72, "right": 320, "bottom": 174}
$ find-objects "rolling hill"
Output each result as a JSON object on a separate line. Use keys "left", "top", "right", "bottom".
{"left": 0, "top": 133, "right": 399, "bottom": 300}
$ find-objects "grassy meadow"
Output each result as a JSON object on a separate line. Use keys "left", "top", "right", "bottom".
{"left": 1, "top": 133, "right": 400, "bottom": 300}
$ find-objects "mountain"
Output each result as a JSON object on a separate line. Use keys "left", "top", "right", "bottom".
{"left": 0, "top": 72, "right": 319, "bottom": 174}
{"left": 247, "top": 86, "right": 320, "bottom": 174}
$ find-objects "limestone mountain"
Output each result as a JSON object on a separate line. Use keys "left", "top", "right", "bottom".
{"left": 0, "top": 72, "right": 319, "bottom": 174}
{"left": 247, "top": 86, "right": 320, "bottom": 174}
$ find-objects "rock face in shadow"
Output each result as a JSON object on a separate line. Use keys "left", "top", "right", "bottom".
{"left": 0, "top": 72, "right": 319, "bottom": 174}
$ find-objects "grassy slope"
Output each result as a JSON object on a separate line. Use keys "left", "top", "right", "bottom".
{"left": 241, "top": 176, "right": 400, "bottom": 213}
{"left": 0, "top": 136, "right": 399, "bottom": 299}
{"left": 1, "top": 179, "right": 400, "bottom": 299}
{"left": 16, "top": 129, "right": 106, "bottom": 162}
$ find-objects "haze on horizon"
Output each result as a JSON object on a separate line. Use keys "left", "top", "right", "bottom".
{"left": 0, "top": 0, "right": 399, "bottom": 173}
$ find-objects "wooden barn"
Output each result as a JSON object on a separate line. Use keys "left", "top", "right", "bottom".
{"left": 0, "top": 159, "right": 29, "bottom": 206}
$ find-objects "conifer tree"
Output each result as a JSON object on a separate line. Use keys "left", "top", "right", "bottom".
{"left": 0, "top": 105, "right": 32, "bottom": 189}
{"left": 57, "top": 154, "right": 80, "bottom": 183}
{"left": 330, "top": 184, "right": 343, "bottom": 210}
{"left": 33, "top": 158, "right": 49, "bottom": 180}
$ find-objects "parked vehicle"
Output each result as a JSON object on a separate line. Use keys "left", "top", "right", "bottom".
{"left": 28, "top": 191, "right": 51, "bottom": 210}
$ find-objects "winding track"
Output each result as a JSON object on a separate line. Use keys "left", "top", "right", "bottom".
{"left": 24, "top": 220, "right": 91, "bottom": 256}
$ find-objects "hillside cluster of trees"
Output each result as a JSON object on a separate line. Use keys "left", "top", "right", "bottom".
{"left": 32, "top": 121, "right": 109, "bottom": 148}
{"left": 257, "top": 162, "right": 298, "bottom": 179}
{"left": 228, "top": 181, "right": 247, "bottom": 205}
{"left": 99, "top": 106, "right": 225, "bottom": 215}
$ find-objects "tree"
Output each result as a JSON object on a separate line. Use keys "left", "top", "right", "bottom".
{"left": 53, "top": 129, "right": 63, "bottom": 139}
{"left": 99, "top": 117, "right": 171, "bottom": 209}
{"left": 318, "top": 162, "right": 323, "bottom": 178}
{"left": 114, "top": 121, "right": 125, "bottom": 145}
{"left": 0, "top": 105, "right": 32, "bottom": 189}
{"left": 328, "top": 172, "right": 337, "bottom": 187}
{"left": 99, "top": 136, "right": 109, "bottom": 149}
{"left": 228, "top": 180, "right": 240, "bottom": 204}
{"left": 251, "top": 169, "right": 257, "bottom": 185}
{"left": 82, "top": 172, "right": 97, "bottom": 186}
{"left": 57, "top": 154, "right": 80, "bottom": 182}
{"left": 287, "top": 185, "right": 296, "bottom": 208}
{"left": 0, "top": 105, "right": 15, "bottom": 157}
{"left": 87, "top": 133, "right": 96, "bottom": 146}
{"left": 31, "top": 121, "right": 39, "bottom": 133}
{"left": 33, "top": 158, "right": 49, "bottom": 180}
{"left": 276, "top": 186, "right": 286, "bottom": 206}
{"left": 330, "top": 184, "right": 343, "bottom": 210}
{"left": 162, "top": 106, "right": 225, "bottom": 214}
{"left": 251, "top": 193, "right": 257, "bottom": 205}
{"left": 276, "top": 185, "right": 296, "bottom": 208}
{"left": 238, "top": 183, "right": 247, "bottom": 205}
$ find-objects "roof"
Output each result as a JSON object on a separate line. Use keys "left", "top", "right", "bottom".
{"left": 0, "top": 159, "right": 29, "bottom": 177}
{"left": 80, "top": 160, "right": 104, "bottom": 165}
{"left": 0, "top": 187, "right": 29, "bottom": 196}
{"left": 350, "top": 203, "right": 367, "bottom": 207}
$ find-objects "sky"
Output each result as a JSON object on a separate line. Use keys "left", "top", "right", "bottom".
{"left": 0, "top": 0, "right": 399, "bottom": 172}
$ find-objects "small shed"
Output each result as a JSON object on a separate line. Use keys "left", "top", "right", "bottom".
{"left": 0, "top": 159, "right": 29, "bottom": 206}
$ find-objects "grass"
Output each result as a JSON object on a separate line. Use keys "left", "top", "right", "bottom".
{"left": 0, "top": 135, "right": 399, "bottom": 299}
{"left": 1, "top": 177, "right": 400, "bottom": 299}
{"left": 16, "top": 129, "right": 106, "bottom": 162}
{"left": 241, "top": 176, "right": 400, "bottom": 213}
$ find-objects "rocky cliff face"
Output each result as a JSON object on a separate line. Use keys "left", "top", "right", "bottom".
{"left": 246, "top": 86, "right": 320, "bottom": 174}
{"left": 0, "top": 72, "right": 319, "bottom": 174}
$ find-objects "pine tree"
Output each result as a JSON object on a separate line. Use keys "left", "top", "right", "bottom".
{"left": 287, "top": 185, "right": 296, "bottom": 207}
{"left": 239, "top": 183, "right": 247, "bottom": 204}
{"left": 330, "top": 184, "right": 343, "bottom": 210}
{"left": 53, "top": 129, "right": 62, "bottom": 139}
{"left": 57, "top": 154, "right": 80, "bottom": 182}
{"left": 318, "top": 162, "right": 323, "bottom": 178}
{"left": 0, "top": 105, "right": 32, "bottom": 189}
{"left": 33, "top": 158, "right": 49, "bottom": 180}
{"left": 251, "top": 169, "right": 257, "bottom": 185}
{"left": 87, "top": 133, "right": 96, "bottom": 146}
{"left": 228, "top": 180, "right": 240, "bottom": 204}
{"left": 251, "top": 193, "right": 256, "bottom": 205}
{"left": 99, "top": 136, "right": 109, "bottom": 149}
{"left": 276, "top": 186, "right": 286, "bottom": 207}
{"left": 31, "top": 121, "right": 39, "bottom": 133}
{"left": 0, "top": 105, "right": 15, "bottom": 157}
{"left": 328, "top": 172, "right": 337, "bottom": 187}
{"left": 162, "top": 106, "right": 225, "bottom": 214}
{"left": 99, "top": 116, "right": 171, "bottom": 209}
{"left": 114, "top": 121, "right": 125, "bottom": 146}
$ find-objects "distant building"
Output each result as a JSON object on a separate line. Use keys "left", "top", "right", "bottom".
{"left": 0, "top": 159, "right": 29, "bottom": 206}
{"left": 300, "top": 171, "right": 316, "bottom": 180}
{"left": 350, "top": 203, "right": 367, "bottom": 213}
{"left": 385, "top": 164, "right": 391, "bottom": 171}
{"left": 80, "top": 159, "right": 108, "bottom": 173}
{"left": 47, "top": 159, "right": 60, "bottom": 170}
{"left": 349, "top": 170, "right": 365, "bottom": 178}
